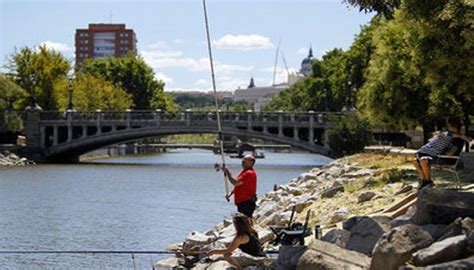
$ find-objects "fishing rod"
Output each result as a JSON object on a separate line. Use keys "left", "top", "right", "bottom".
{"left": 0, "top": 249, "right": 280, "bottom": 255}
{"left": 202, "top": 0, "right": 229, "bottom": 197}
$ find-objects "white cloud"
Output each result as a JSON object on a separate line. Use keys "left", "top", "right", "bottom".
{"left": 143, "top": 51, "right": 253, "bottom": 75}
{"left": 173, "top": 39, "right": 184, "bottom": 44}
{"left": 213, "top": 34, "right": 274, "bottom": 51}
{"left": 297, "top": 47, "right": 308, "bottom": 55}
{"left": 155, "top": 72, "right": 173, "bottom": 84}
{"left": 39, "top": 41, "right": 73, "bottom": 52}
{"left": 216, "top": 63, "right": 253, "bottom": 75}
{"left": 148, "top": 41, "right": 169, "bottom": 49}
{"left": 141, "top": 50, "right": 184, "bottom": 59}
{"left": 314, "top": 48, "right": 330, "bottom": 59}
{"left": 218, "top": 77, "right": 250, "bottom": 91}
{"left": 196, "top": 79, "right": 208, "bottom": 86}
{"left": 144, "top": 55, "right": 209, "bottom": 71}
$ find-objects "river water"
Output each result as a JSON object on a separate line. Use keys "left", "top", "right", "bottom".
{"left": 0, "top": 149, "right": 331, "bottom": 269}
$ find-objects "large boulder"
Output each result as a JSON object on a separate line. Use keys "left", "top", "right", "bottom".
{"left": 289, "top": 194, "right": 314, "bottom": 213}
{"left": 329, "top": 207, "right": 350, "bottom": 224}
{"left": 412, "top": 189, "right": 474, "bottom": 225}
{"left": 297, "top": 239, "right": 370, "bottom": 270}
{"left": 412, "top": 235, "right": 469, "bottom": 266}
{"left": 321, "top": 185, "right": 344, "bottom": 199}
{"left": 418, "top": 224, "right": 449, "bottom": 241}
{"left": 438, "top": 217, "right": 474, "bottom": 241}
{"left": 275, "top": 245, "right": 308, "bottom": 270}
{"left": 154, "top": 257, "right": 185, "bottom": 270}
{"left": 370, "top": 224, "right": 433, "bottom": 270}
{"left": 321, "top": 229, "right": 351, "bottom": 248}
{"left": 297, "top": 172, "right": 318, "bottom": 182}
{"left": 184, "top": 231, "right": 216, "bottom": 249}
{"left": 344, "top": 216, "right": 393, "bottom": 255}
{"left": 423, "top": 256, "right": 474, "bottom": 269}
{"left": 358, "top": 191, "right": 376, "bottom": 203}
{"left": 255, "top": 201, "right": 280, "bottom": 221}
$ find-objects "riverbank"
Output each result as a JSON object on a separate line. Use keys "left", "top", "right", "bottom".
{"left": 0, "top": 150, "right": 34, "bottom": 166}
{"left": 156, "top": 152, "right": 474, "bottom": 269}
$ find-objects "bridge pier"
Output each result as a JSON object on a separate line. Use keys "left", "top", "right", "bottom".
{"left": 293, "top": 127, "right": 299, "bottom": 141}
{"left": 247, "top": 111, "right": 252, "bottom": 130}
{"left": 278, "top": 112, "right": 284, "bottom": 138}
{"left": 52, "top": 125, "right": 58, "bottom": 147}
{"left": 67, "top": 112, "right": 73, "bottom": 143}
{"left": 154, "top": 109, "right": 161, "bottom": 127}
{"left": 309, "top": 111, "right": 315, "bottom": 145}
{"left": 97, "top": 110, "right": 104, "bottom": 134}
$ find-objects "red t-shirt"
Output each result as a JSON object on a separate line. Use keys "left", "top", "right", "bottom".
{"left": 234, "top": 169, "right": 257, "bottom": 205}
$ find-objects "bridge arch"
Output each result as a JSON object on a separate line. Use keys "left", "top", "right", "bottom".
{"left": 24, "top": 111, "right": 336, "bottom": 162}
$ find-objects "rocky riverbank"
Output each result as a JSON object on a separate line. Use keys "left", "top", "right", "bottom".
{"left": 156, "top": 153, "right": 474, "bottom": 269}
{"left": 0, "top": 151, "right": 34, "bottom": 166}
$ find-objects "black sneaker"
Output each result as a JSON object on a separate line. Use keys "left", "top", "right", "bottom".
{"left": 418, "top": 180, "right": 435, "bottom": 190}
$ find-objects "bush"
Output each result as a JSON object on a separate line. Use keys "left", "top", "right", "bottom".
{"left": 327, "top": 113, "right": 373, "bottom": 157}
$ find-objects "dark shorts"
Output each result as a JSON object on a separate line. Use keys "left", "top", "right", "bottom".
{"left": 237, "top": 198, "right": 256, "bottom": 218}
{"left": 415, "top": 152, "right": 439, "bottom": 165}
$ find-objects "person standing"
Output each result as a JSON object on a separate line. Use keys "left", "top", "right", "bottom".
{"left": 223, "top": 155, "right": 257, "bottom": 218}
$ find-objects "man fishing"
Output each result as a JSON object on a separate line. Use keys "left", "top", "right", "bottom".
{"left": 222, "top": 155, "right": 258, "bottom": 218}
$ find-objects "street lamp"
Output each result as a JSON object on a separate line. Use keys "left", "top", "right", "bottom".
{"left": 67, "top": 76, "right": 75, "bottom": 112}
{"left": 25, "top": 89, "right": 42, "bottom": 111}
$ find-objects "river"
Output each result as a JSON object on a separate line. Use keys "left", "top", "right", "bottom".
{"left": 0, "top": 149, "right": 332, "bottom": 269}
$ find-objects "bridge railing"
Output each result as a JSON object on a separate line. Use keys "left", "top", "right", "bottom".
{"left": 34, "top": 110, "right": 346, "bottom": 123}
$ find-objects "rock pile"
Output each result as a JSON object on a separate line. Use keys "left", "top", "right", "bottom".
{"left": 155, "top": 154, "right": 474, "bottom": 270}
{"left": 0, "top": 151, "right": 34, "bottom": 166}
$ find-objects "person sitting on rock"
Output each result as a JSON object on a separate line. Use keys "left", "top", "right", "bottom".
{"left": 222, "top": 154, "right": 258, "bottom": 218}
{"left": 207, "top": 213, "right": 265, "bottom": 270}
{"left": 413, "top": 117, "right": 471, "bottom": 189}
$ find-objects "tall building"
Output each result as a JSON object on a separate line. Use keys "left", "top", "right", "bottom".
{"left": 75, "top": 23, "right": 137, "bottom": 67}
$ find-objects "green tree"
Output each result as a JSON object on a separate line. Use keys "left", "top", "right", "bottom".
{"left": 357, "top": 14, "right": 434, "bottom": 136}
{"left": 402, "top": 0, "right": 474, "bottom": 132}
{"left": 0, "top": 74, "right": 28, "bottom": 132}
{"left": 55, "top": 73, "right": 134, "bottom": 111}
{"left": 225, "top": 100, "right": 251, "bottom": 112}
{"left": 343, "top": 0, "right": 401, "bottom": 18}
{"left": 357, "top": 1, "right": 473, "bottom": 137}
{"left": 327, "top": 113, "right": 373, "bottom": 157}
{"left": 81, "top": 54, "right": 177, "bottom": 111}
{"left": 265, "top": 19, "right": 377, "bottom": 112}
{"left": 6, "top": 46, "right": 71, "bottom": 110}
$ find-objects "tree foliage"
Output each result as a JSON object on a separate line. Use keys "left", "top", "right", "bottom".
{"left": 0, "top": 74, "right": 28, "bottom": 132}
{"left": 357, "top": 15, "right": 432, "bottom": 131}
{"left": 6, "top": 46, "right": 71, "bottom": 110}
{"left": 327, "top": 113, "right": 373, "bottom": 157}
{"left": 81, "top": 54, "right": 177, "bottom": 111}
{"left": 343, "top": 0, "right": 401, "bottom": 18}
{"left": 55, "top": 73, "right": 134, "bottom": 111}
{"left": 264, "top": 19, "right": 378, "bottom": 112}
{"left": 358, "top": 1, "right": 473, "bottom": 136}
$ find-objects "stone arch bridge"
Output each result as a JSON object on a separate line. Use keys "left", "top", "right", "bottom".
{"left": 24, "top": 110, "right": 343, "bottom": 162}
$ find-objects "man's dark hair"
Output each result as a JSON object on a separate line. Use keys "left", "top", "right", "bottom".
{"left": 447, "top": 117, "right": 462, "bottom": 132}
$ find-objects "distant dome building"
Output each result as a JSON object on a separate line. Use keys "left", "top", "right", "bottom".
{"left": 248, "top": 77, "right": 255, "bottom": 89}
{"left": 299, "top": 46, "right": 314, "bottom": 77}
{"left": 233, "top": 45, "right": 314, "bottom": 111}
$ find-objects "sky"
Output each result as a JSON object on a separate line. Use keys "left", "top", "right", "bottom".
{"left": 0, "top": 0, "right": 373, "bottom": 92}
